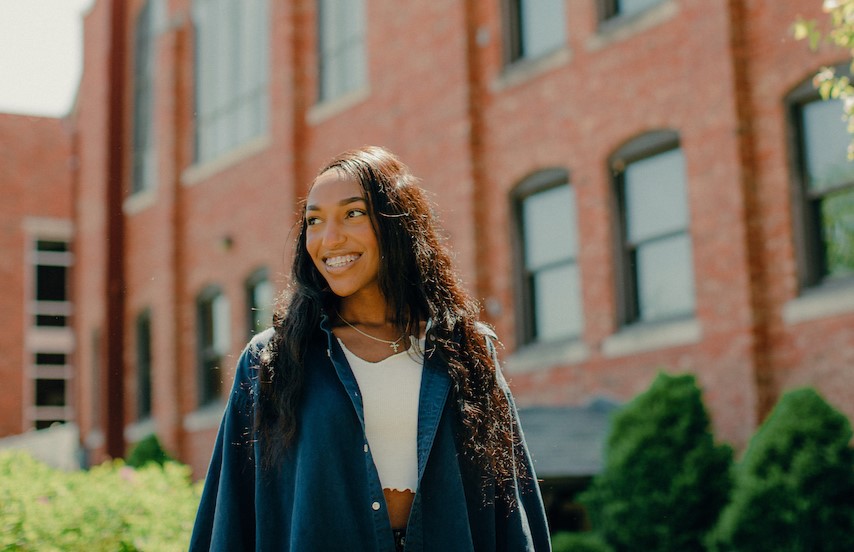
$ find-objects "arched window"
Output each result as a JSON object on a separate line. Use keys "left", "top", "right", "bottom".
{"left": 611, "top": 130, "right": 695, "bottom": 325}
{"left": 788, "top": 72, "right": 854, "bottom": 287}
{"left": 513, "top": 169, "right": 583, "bottom": 344}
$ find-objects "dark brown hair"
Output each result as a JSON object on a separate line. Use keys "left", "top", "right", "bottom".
{"left": 257, "top": 146, "right": 519, "bottom": 485}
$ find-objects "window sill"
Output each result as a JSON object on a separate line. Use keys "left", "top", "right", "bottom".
{"left": 124, "top": 417, "right": 156, "bottom": 443}
{"left": 587, "top": 0, "right": 678, "bottom": 52}
{"left": 783, "top": 280, "right": 854, "bottom": 325}
{"left": 491, "top": 47, "right": 572, "bottom": 92}
{"left": 505, "top": 337, "right": 589, "bottom": 374}
{"left": 182, "top": 401, "right": 225, "bottom": 432}
{"left": 181, "top": 134, "right": 271, "bottom": 186}
{"left": 123, "top": 187, "right": 157, "bottom": 215}
{"left": 602, "top": 317, "right": 701, "bottom": 358}
{"left": 307, "top": 86, "right": 371, "bottom": 125}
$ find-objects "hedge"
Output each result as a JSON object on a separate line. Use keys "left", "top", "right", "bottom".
{"left": 707, "top": 388, "right": 854, "bottom": 552}
{"left": 0, "top": 451, "right": 201, "bottom": 551}
{"left": 580, "top": 372, "right": 732, "bottom": 552}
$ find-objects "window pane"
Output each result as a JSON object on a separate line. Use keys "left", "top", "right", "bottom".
{"left": 318, "top": 0, "right": 366, "bottom": 101}
{"left": 520, "top": 0, "right": 566, "bottom": 59}
{"left": 36, "top": 353, "right": 67, "bottom": 365}
{"left": 618, "top": 0, "right": 662, "bottom": 17}
{"left": 532, "top": 263, "right": 582, "bottom": 341}
{"left": 35, "top": 379, "right": 66, "bottom": 407}
{"left": 195, "top": 0, "right": 268, "bottom": 161}
{"left": 820, "top": 186, "right": 854, "bottom": 279}
{"left": 198, "top": 291, "right": 226, "bottom": 405}
{"left": 136, "top": 311, "right": 152, "bottom": 419}
{"left": 37, "top": 241, "right": 68, "bottom": 253}
{"left": 522, "top": 184, "right": 577, "bottom": 269}
{"left": 36, "top": 265, "right": 67, "bottom": 301}
{"left": 36, "top": 315, "right": 68, "bottom": 327}
{"left": 625, "top": 148, "right": 689, "bottom": 243}
{"left": 636, "top": 234, "right": 695, "bottom": 321}
{"left": 212, "top": 293, "right": 230, "bottom": 354}
{"left": 250, "top": 278, "right": 274, "bottom": 333}
{"left": 803, "top": 99, "right": 854, "bottom": 191}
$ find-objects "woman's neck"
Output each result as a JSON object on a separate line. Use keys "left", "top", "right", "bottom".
{"left": 338, "top": 292, "right": 393, "bottom": 327}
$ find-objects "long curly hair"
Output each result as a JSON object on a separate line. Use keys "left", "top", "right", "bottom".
{"left": 256, "top": 146, "right": 519, "bottom": 485}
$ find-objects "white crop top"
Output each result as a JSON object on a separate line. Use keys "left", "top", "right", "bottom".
{"left": 338, "top": 336, "right": 424, "bottom": 493}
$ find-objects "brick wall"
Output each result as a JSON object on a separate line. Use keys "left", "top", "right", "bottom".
{"left": 69, "top": 0, "right": 854, "bottom": 475}
{"left": 0, "top": 114, "right": 73, "bottom": 436}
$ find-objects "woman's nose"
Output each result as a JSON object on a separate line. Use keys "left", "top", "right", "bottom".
{"left": 323, "top": 220, "right": 345, "bottom": 246}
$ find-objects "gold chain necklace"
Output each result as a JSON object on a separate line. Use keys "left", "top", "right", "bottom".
{"left": 337, "top": 313, "right": 405, "bottom": 353}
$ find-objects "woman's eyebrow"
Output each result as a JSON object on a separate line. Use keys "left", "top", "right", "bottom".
{"left": 305, "top": 196, "right": 365, "bottom": 211}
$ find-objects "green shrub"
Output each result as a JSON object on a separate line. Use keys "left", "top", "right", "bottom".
{"left": 551, "top": 531, "right": 613, "bottom": 552}
{"left": 579, "top": 373, "right": 732, "bottom": 552}
{"left": 0, "top": 450, "right": 201, "bottom": 551}
{"left": 126, "top": 433, "right": 174, "bottom": 468}
{"left": 707, "top": 388, "right": 854, "bottom": 552}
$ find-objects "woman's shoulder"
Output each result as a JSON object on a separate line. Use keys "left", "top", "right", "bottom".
{"left": 247, "top": 327, "right": 277, "bottom": 354}
{"left": 473, "top": 321, "right": 497, "bottom": 340}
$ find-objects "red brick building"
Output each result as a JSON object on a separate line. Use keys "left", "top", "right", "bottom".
{"left": 0, "top": 114, "right": 74, "bottom": 436}
{"left": 68, "top": 0, "right": 854, "bottom": 517}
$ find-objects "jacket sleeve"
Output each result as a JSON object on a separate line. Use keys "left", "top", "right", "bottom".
{"left": 487, "top": 335, "right": 552, "bottom": 552}
{"left": 189, "top": 342, "right": 259, "bottom": 551}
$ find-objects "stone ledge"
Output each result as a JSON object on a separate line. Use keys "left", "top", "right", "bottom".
{"left": 602, "top": 317, "right": 701, "bottom": 358}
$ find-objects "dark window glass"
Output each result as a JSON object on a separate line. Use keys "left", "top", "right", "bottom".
{"left": 36, "top": 265, "right": 67, "bottom": 302}
{"left": 36, "top": 353, "right": 67, "bottom": 365}
{"left": 601, "top": 0, "right": 663, "bottom": 21}
{"left": 36, "top": 315, "right": 68, "bottom": 327}
{"left": 318, "top": 0, "right": 366, "bottom": 101}
{"left": 35, "top": 420, "right": 66, "bottom": 430}
{"left": 516, "top": 177, "right": 583, "bottom": 343}
{"left": 37, "top": 240, "right": 68, "bottom": 253}
{"left": 136, "top": 310, "right": 153, "bottom": 419}
{"left": 506, "top": 0, "right": 566, "bottom": 63}
{"left": 35, "top": 379, "right": 66, "bottom": 407}
{"left": 617, "top": 143, "right": 695, "bottom": 324}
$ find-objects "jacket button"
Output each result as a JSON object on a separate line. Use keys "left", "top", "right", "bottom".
{"left": 372, "top": 501, "right": 381, "bottom": 511}
{"left": 364, "top": 444, "right": 369, "bottom": 453}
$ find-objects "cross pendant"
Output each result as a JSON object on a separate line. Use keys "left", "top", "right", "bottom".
{"left": 391, "top": 342, "right": 400, "bottom": 353}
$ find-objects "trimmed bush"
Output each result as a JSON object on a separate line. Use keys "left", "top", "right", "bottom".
{"left": 126, "top": 433, "right": 174, "bottom": 468}
{"left": 707, "top": 388, "right": 854, "bottom": 552}
{"left": 0, "top": 451, "right": 201, "bottom": 551}
{"left": 579, "top": 372, "right": 732, "bottom": 552}
{"left": 551, "top": 531, "right": 613, "bottom": 552}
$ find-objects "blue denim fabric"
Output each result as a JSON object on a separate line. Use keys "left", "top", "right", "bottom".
{"left": 189, "top": 316, "right": 551, "bottom": 551}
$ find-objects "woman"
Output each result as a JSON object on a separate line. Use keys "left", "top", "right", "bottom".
{"left": 190, "top": 146, "right": 550, "bottom": 551}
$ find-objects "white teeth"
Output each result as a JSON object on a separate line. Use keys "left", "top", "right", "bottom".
{"left": 325, "top": 254, "right": 360, "bottom": 268}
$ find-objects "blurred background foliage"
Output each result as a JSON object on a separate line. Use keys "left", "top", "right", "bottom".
{"left": 0, "top": 435, "right": 200, "bottom": 551}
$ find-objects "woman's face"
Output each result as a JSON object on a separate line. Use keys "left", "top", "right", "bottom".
{"left": 305, "top": 170, "right": 382, "bottom": 303}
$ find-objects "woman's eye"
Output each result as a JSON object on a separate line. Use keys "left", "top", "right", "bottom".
{"left": 347, "top": 209, "right": 367, "bottom": 219}
{"left": 306, "top": 216, "right": 321, "bottom": 226}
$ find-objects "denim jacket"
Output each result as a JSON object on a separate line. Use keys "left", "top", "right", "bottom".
{"left": 189, "top": 316, "right": 551, "bottom": 551}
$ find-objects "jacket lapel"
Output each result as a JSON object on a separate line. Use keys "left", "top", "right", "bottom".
{"left": 416, "top": 345, "right": 452, "bottom": 482}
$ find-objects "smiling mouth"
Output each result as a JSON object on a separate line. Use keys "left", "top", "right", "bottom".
{"left": 324, "top": 253, "right": 361, "bottom": 269}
